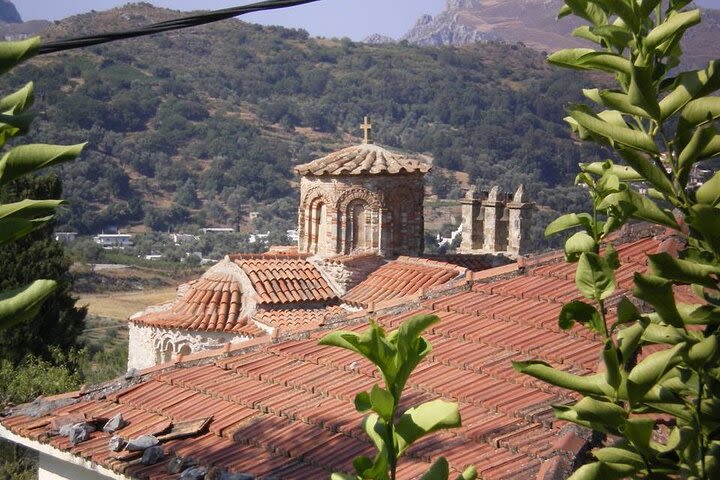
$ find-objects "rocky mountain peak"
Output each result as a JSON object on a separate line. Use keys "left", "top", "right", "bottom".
{"left": 0, "top": 0, "right": 21, "bottom": 24}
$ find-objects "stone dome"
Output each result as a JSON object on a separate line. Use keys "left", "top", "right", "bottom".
{"left": 295, "top": 143, "right": 430, "bottom": 176}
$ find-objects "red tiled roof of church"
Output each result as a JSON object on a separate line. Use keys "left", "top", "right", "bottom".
{"left": 253, "top": 304, "right": 347, "bottom": 330}
{"left": 295, "top": 143, "right": 431, "bottom": 176}
{"left": 131, "top": 273, "right": 252, "bottom": 333}
{"left": 231, "top": 254, "right": 338, "bottom": 304}
{"left": 4, "top": 234, "right": 697, "bottom": 479}
{"left": 343, "top": 256, "right": 465, "bottom": 308}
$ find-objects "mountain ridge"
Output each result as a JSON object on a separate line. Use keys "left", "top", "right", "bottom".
{"left": 403, "top": 0, "right": 720, "bottom": 69}
{"left": 5, "top": 3, "right": 598, "bottom": 253}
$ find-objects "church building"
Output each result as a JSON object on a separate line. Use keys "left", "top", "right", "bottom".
{"left": 0, "top": 119, "right": 682, "bottom": 480}
{"left": 296, "top": 117, "right": 429, "bottom": 257}
{"left": 125, "top": 118, "right": 532, "bottom": 370}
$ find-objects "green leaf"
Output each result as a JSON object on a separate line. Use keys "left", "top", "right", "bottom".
{"left": 0, "top": 279, "right": 57, "bottom": 331}
{"left": 582, "top": 161, "right": 642, "bottom": 181}
{"left": 593, "top": 447, "right": 645, "bottom": 470}
{"left": 589, "top": 24, "right": 633, "bottom": 50}
{"left": 565, "top": 231, "right": 597, "bottom": 262}
{"left": 565, "top": 0, "right": 608, "bottom": 26}
{"left": 0, "top": 37, "right": 39, "bottom": 76}
{"left": 419, "top": 457, "right": 449, "bottom": 480}
{"left": 620, "top": 418, "right": 655, "bottom": 453}
{"left": 696, "top": 170, "right": 720, "bottom": 206}
{"left": 370, "top": 385, "right": 394, "bottom": 422}
{"left": 640, "top": 323, "right": 688, "bottom": 345}
{"left": 679, "top": 125, "right": 717, "bottom": 182}
{"left": 394, "top": 399, "right": 461, "bottom": 455}
{"left": 602, "top": 340, "right": 622, "bottom": 390}
{"left": 0, "top": 82, "right": 34, "bottom": 114}
{"left": 648, "top": 252, "right": 719, "bottom": 288}
{"left": 457, "top": 465, "right": 477, "bottom": 480}
{"left": 576, "top": 252, "right": 616, "bottom": 301}
{"left": 633, "top": 273, "right": 684, "bottom": 327}
{"left": 686, "top": 335, "right": 718, "bottom": 369}
{"left": 598, "top": 189, "right": 679, "bottom": 229}
{"left": 600, "top": 0, "right": 639, "bottom": 31}
{"left": 558, "top": 300, "right": 604, "bottom": 333}
{"left": 396, "top": 313, "right": 439, "bottom": 359}
{"left": 545, "top": 212, "right": 593, "bottom": 237}
{"left": 627, "top": 342, "right": 686, "bottom": 404}
{"left": 618, "top": 150, "right": 675, "bottom": 196}
{"left": 567, "top": 461, "right": 638, "bottom": 480}
{"left": 558, "top": 4, "right": 573, "bottom": 19}
{"left": 549, "top": 49, "right": 632, "bottom": 75}
{"left": 355, "top": 391, "right": 371, "bottom": 412}
{"left": 0, "top": 143, "right": 86, "bottom": 186}
{"left": 661, "top": 61, "right": 720, "bottom": 122}
{"left": 688, "top": 204, "right": 720, "bottom": 253}
{"left": 0, "top": 216, "right": 53, "bottom": 246}
{"left": 362, "top": 413, "right": 389, "bottom": 455}
{"left": 0, "top": 199, "right": 64, "bottom": 221}
{"left": 605, "top": 244, "right": 620, "bottom": 269}
{"left": 645, "top": 9, "right": 701, "bottom": 49}
{"left": 616, "top": 321, "right": 646, "bottom": 363}
{"left": 331, "top": 473, "right": 357, "bottom": 480}
{"left": 353, "top": 456, "right": 373, "bottom": 477}
{"left": 639, "top": 0, "right": 662, "bottom": 18}
{"left": 628, "top": 65, "right": 660, "bottom": 119}
{"left": 513, "top": 361, "right": 610, "bottom": 396}
{"left": 573, "top": 25, "right": 603, "bottom": 44}
{"left": 617, "top": 295, "right": 640, "bottom": 323}
{"left": 554, "top": 397, "right": 627, "bottom": 432}
{"left": 569, "top": 110, "right": 658, "bottom": 154}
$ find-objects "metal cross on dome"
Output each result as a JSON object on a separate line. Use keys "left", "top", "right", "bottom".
{"left": 361, "top": 116, "right": 373, "bottom": 144}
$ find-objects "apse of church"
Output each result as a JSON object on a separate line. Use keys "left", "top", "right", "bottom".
{"left": 296, "top": 117, "right": 430, "bottom": 258}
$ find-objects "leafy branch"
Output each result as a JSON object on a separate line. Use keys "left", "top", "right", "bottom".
{"left": 0, "top": 37, "right": 86, "bottom": 330}
{"left": 514, "top": 1, "right": 720, "bottom": 479}
{"left": 319, "top": 315, "right": 476, "bottom": 480}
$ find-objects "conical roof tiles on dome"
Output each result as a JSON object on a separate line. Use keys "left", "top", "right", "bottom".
{"left": 295, "top": 143, "right": 430, "bottom": 177}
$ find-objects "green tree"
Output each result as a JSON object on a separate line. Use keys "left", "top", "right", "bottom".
{"left": 0, "top": 175, "right": 87, "bottom": 365}
{"left": 514, "top": 1, "right": 720, "bottom": 479}
{"left": 0, "top": 37, "right": 85, "bottom": 331}
{"left": 320, "top": 315, "right": 476, "bottom": 480}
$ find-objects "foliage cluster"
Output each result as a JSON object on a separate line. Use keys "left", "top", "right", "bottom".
{"left": 320, "top": 315, "right": 476, "bottom": 480}
{"left": 8, "top": 4, "right": 605, "bottom": 251}
{"left": 514, "top": 1, "right": 720, "bottom": 478}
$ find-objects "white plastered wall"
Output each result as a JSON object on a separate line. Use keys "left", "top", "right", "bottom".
{"left": 127, "top": 323, "right": 255, "bottom": 370}
{"left": 39, "top": 452, "right": 116, "bottom": 480}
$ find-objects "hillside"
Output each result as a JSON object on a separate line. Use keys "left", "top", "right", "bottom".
{"left": 0, "top": 0, "right": 49, "bottom": 41}
{"left": 7, "top": 3, "right": 600, "bottom": 249}
{"left": 404, "top": 0, "right": 720, "bottom": 69}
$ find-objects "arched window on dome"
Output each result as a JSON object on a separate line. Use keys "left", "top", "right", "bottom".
{"left": 307, "top": 199, "right": 327, "bottom": 254}
{"left": 346, "top": 199, "right": 369, "bottom": 252}
{"left": 177, "top": 343, "right": 192, "bottom": 357}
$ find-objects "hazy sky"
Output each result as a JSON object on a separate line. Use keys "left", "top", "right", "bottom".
{"left": 14, "top": 0, "right": 720, "bottom": 40}
{"left": 15, "top": 0, "right": 447, "bottom": 40}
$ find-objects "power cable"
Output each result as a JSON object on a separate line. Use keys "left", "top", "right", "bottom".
{"left": 38, "top": 0, "right": 322, "bottom": 55}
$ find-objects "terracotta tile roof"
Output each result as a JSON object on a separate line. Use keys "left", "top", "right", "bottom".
{"left": 3, "top": 234, "right": 703, "bottom": 479}
{"left": 231, "top": 254, "right": 339, "bottom": 305}
{"left": 325, "top": 252, "right": 385, "bottom": 267}
{"left": 423, "top": 254, "right": 494, "bottom": 272}
{"left": 295, "top": 143, "right": 430, "bottom": 176}
{"left": 343, "top": 256, "right": 465, "bottom": 308}
{"left": 132, "top": 272, "right": 254, "bottom": 334}
{"left": 253, "top": 305, "right": 347, "bottom": 330}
